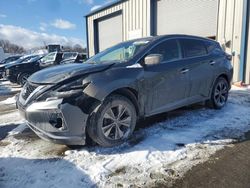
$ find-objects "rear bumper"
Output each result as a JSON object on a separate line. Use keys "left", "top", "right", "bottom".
{"left": 17, "top": 98, "right": 89, "bottom": 145}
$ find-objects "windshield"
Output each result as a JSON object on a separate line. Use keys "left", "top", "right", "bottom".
{"left": 40, "top": 52, "right": 56, "bottom": 63}
{"left": 14, "top": 55, "right": 36, "bottom": 64}
{"left": 85, "top": 40, "right": 151, "bottom": 64}
{"left": 27, "top": 55, "right": 43, "bottom": 63}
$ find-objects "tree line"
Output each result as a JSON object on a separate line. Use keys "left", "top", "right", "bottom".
{"left": 0, "top": 39, "right": 26, "bottom": 54}
{"left": 0, "top": 39, "right": 86, "bottom": 54}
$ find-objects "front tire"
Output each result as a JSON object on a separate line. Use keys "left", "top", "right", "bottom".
{"left": 208, "top": 77, "right": 229, "bottom": 109}
{"left": 87, "top": 94, "right": 137, "bottom": 147}
{"left": 18, "top": 73, "right": 30, "bottom": 86}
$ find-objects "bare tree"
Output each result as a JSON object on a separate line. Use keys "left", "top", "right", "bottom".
{"left": 62, "top": 44, "right": 86, "bottom": 53}
{"left": 0, "top": 39, "right": 26, "bottom": 54}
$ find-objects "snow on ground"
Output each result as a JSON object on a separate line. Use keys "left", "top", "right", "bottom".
{"left": 0, "top": 111, "right": 24, "bottom": 126}
{"left": 0, "top": 96, "right": 16, "bottom": 105}
{"left": 0, "top": 81, "right": 250, "bottom": 187}
{"left": 0, "top": 80, "right": 21, "bottom": 95}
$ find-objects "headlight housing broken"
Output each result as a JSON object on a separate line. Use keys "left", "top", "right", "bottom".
{"left": 37, "top": 78, "right": 91, "bottom": 101}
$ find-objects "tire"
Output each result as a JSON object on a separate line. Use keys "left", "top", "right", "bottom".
{"left": 87, "top": 94, "right": 137, "bottom": 147}
{"left": 18, "top": 73, "right": 30, "bottom": 86}
{"left": 207, "top": 77, "right": 229, "bottom": 109}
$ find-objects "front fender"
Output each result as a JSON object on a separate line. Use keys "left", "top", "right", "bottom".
{"left": 84, "top": 78, "right": 138, "bottom": 101}
{"left": 83, "top": 66, "right": 143, "bottom": 101}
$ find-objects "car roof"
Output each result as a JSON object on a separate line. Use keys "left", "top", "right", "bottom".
{"left": 118, "top": 35, "right": 216, "bottom": 47}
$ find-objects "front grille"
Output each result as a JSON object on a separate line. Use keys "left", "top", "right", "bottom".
{"left": 22, "top": 82, "right": 38, "bottom": 100}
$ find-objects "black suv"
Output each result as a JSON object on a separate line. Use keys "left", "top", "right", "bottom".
{"left": 0, "top": 55, "right": 22, "bottom": 65}
{"left": 0, "top": 55, "right": 37, "bottom": 79}
{"left": 6, "top": 52, "right": 84, "bottom": 86}
{"left": 17, "top": 35, "right": 233, "bottom": 147}
{"left": 5, "top": 55, "right": 45, "bottom": 85}
{"left": 0, "top": 55, "right": 21, "bottom": 79}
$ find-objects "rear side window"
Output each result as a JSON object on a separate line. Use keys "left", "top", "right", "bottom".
{"left": 181, "top": 39, "right": 207, "bottom": 58}
{"left": 149, "top": 39, "right": 181, "bottom": 63}
{"left": 205, "top": 41, "right": 222, "bottom": 53}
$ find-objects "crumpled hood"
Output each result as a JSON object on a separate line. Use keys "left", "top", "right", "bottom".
{"left": 29, "top": 63, "right": 113, "bottom": 84}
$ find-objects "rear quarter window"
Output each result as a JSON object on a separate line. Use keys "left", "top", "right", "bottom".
{"left": 205, "top": 41, "right": 223, "bottom": 53}
{"left": 181, "top": 39, "right": 207, "bottom": 58}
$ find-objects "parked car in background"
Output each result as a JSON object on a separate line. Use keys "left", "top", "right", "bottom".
{"left": 5, "top": 52, "right": 85, "bottom": 86}
{"left": 39, "top": 52, "right": 84, "bottom": 68}
{"left": 39, "top": 52, "right": 63, "bottom": 68}
{"left": 17, "top": 35, "right": 233, "bottom": 147}
{"left": 0, "top": 55, "right": 22, "bottom": 65}
{"left": 60, "top": 53, "right": 87, "bottom": 64}
{"left": 0, "top": 55, "right": 38, "bottom": 79}
{"left": 46, "top": 44, "right": 61, "bottom": 53}
{"left": 0, "top": 55, "right": 22, "bottom": 79}
{"left": 5, "top": 55, "right": 45, "bottom": 85}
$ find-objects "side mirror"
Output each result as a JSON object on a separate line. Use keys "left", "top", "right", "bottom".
{"left": 144, "top": 54, "right": 162, "bottom": 66}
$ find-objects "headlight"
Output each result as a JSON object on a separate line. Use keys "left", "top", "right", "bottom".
{"left": 37, "top": 78, "right": 90, "bottom": 101}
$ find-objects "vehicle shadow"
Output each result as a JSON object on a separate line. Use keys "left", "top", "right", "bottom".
{"left": 0, "top": 123, "right": 19, "bottom": 140}
{"left": 84, "top": 88, "right": 250, "bottom": 155}
{"left": 0, "top": 79, "right": 21, "bottom": 98}
{"left": 84, "top": 103, "right": 219, "bottom": 154}
{"left": 0, "top": 157, "right": 95, "bottom": 188}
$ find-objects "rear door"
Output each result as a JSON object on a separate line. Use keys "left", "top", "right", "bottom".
{"left": 143, "top": 39, "right": 190, "bottom": 116}
{"left": 179, "top": 38, "right": 215, "bottom": 100}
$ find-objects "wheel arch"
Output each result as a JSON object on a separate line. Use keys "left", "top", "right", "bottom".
{"left": 107, "top": 87, "right": 140, "bottom": 116}
{"left": 209, "top": 73, "right": 231, "bottom": 98}
{"left": 217, "top": 73, "right": 230, "bottom": 86}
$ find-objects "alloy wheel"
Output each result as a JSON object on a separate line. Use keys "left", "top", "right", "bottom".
{"left": 101, "top": 104, "right": 132, "bottom": 140}
{"left": 214, "top": 80, "right": 228, "bottom": 107}
{"left": 21, "top": 74, "right": 29, "bottom": 86}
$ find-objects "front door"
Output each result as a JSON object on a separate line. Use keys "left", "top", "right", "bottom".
{"left": 142, "top": 39, "right": 190, "bottom": 116}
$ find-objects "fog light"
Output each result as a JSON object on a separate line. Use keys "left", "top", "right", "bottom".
{"left": 49, "top": 118, "right": 63, "bottom": 129}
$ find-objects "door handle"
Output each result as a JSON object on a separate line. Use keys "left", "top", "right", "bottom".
{"left": 180, "top": 68, "right": 189, "bottom": 74}
{"left": 210, "top": 61, "right": 216, "bottom": 66}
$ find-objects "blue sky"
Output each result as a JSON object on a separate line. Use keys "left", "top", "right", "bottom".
{"left": 0, "top": 0, "right": 112, "bottom": 48}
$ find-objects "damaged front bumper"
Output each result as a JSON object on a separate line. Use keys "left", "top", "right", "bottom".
{"left": 17, "top": 98, "right": 89, "bottom": 145}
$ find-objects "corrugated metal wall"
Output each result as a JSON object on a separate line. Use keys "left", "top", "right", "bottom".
{"left": 87, "top": 0, "right": 151, "bottom": 57}
{"left": 245, "top": 2, "right": 250, "bottom": 84}
{"left": 217, "top": 0, "right": 245, "bottom": 82}
{"left": 156, "top": 0, "right": 218, "bottom": 37}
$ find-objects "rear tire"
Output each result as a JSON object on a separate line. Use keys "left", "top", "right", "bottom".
{"left": 87, "top": 94, "right": 137, "bottom": 147}
{"left": 18, "top": 73, "right": 30, "bottom": 86}
{"left": 207, "top": 77, "right": 229, "bottom": 109}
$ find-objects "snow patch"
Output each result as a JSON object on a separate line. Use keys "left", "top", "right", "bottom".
{"left": 0, "top": 83, "right": 250, "bottom": 187}
{"left": 0, "top": 96, "right": 16, "bottom": 105}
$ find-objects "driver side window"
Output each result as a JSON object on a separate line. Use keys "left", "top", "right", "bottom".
{"left": 149, "top": 39, "right": 181, "bottom": 63}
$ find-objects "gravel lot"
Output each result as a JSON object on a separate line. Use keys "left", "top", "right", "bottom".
{"left": 0, "top": 79, "right": 250, "bottom": 188}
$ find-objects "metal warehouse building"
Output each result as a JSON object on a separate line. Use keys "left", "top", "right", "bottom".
{"left": 85, "top": 0, "right": 250, "bottom": 84}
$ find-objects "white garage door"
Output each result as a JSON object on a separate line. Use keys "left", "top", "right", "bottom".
{"left": 156, "top": 0, "right": 219, "bottom": 37}
{"left": 97, "top": 13, "right": 123, "bottom": 52}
